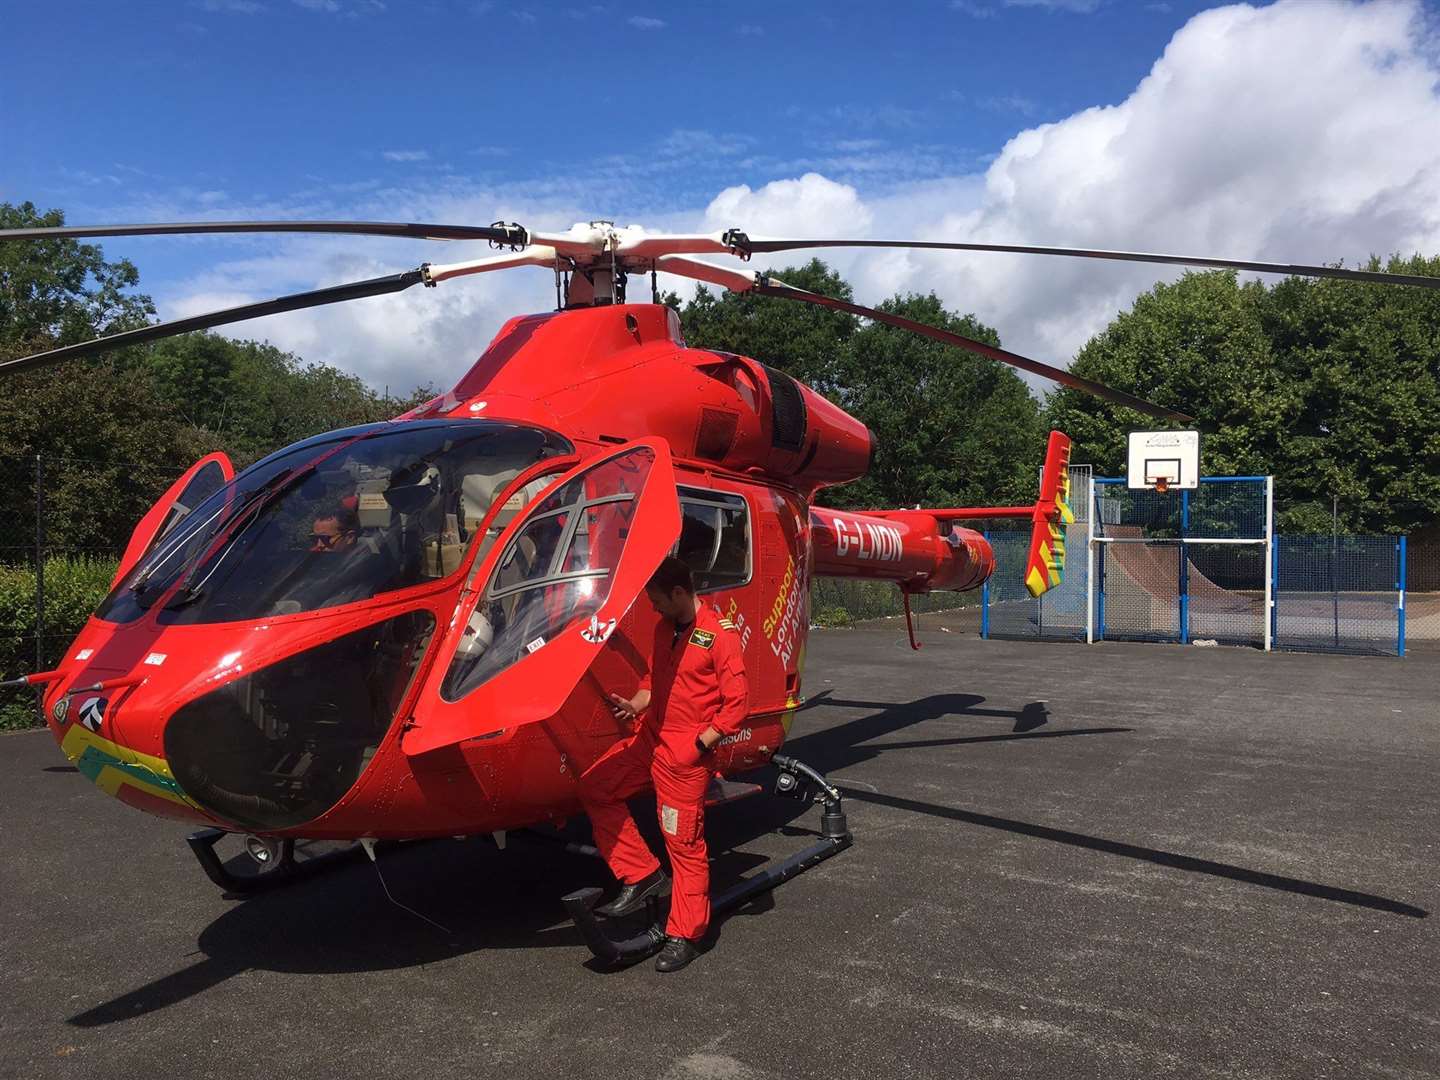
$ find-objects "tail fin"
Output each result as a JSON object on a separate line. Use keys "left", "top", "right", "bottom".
{"left": 1024, "top": 431, "right": 1075, "bottom": 598}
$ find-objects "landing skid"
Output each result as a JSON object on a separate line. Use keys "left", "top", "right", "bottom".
{"left": 562, "top": 754, "right": 853, "bottom": 966}
{"left": 186, "top": 828, "right": 371, "bottom": 895}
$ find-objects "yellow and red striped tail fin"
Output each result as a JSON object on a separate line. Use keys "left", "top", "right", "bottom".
{"left": 1024, "top": 431, "right": 1075, "bottom": 598}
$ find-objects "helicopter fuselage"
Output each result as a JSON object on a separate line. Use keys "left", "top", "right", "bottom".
{"left": 40, "top": 303, "right": 995, "bottom": 840}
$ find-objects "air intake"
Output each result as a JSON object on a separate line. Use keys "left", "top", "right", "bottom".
{"left": 762, "top": 365, "right": 808, "bottom": 453}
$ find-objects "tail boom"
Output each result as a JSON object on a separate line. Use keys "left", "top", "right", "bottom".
{"left": 810, "top": 507, "right": 994, "bottom": 593}
{"left": 815, "top": 430, "right": 1075, "bottom": 599}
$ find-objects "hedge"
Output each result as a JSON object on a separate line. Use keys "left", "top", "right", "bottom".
{"left": 0, "top": 556, "right": 118, "bottom": 730}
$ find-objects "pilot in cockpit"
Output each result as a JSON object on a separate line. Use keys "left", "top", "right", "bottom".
{"left": 309, "top": 502, "right": 361, "bottom": 554}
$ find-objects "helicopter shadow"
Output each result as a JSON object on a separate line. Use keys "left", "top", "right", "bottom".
{"left": 68, "top": 835, "right": 602, "bottom": 1028}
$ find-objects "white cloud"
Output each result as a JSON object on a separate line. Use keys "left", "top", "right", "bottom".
{"left": 152, "top": 0, "right": 1440, "bottom": 405}
{"left": 195, "top": 0, "right": 265, "bottom": 12}
{"left": 1004, "top": 0, "right": 1104, "bottom": 12}
{"left": 932, "top": 0, "right": 1440, "bottom": 366}
{"left": 705, "top": 0, "right": 1440, "bottom": 385}
{"left": 292, "top": 0, "right": 385, "bottom": 13}
{"left": 657, "top": 129, "right": 752, "bottom": 159}
{"left": 381, "top": 150, "right": 430, "bottom": 162}
{"left": 823, "top": 104, "right": 926, "bottom": 130}
{"left": 626, "top": 15, "right": 665, "bottom": 29}
{"left": 701, "top": 174, "right": 874, "bottom": 239}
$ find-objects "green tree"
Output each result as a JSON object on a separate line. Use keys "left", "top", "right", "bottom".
{"left": 0, "top": 202, "right": 210, "bottom": 554}
{"left": 1257, "top": 257, "right": 1440, "bottom": 532}
{"left": 1045, "top": 271, "right": 1292, "bottom": 477}
{"left": 1045, "top": 264, "right": 1440, "bottom": 533}
{"left": 674, "top": 259, "right": 857, "bottom": 392}
{"left": 146, "top": 332, "right": 434, "bottom": 467}
{"left": 0, "top": 202, "right": 436, "bottom": 557}
{"left": 675, "top": 261, "right": 1046, "bottom": 510}
{"left": 825, "top": 293, "right": 1044, "bottom": 510}
{"left": 0, "top": 201, "right": 154, "bottom": 353}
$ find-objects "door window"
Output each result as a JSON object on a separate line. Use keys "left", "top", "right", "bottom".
{"left": 674, "top": 486, "right": 751, "bottom": 592}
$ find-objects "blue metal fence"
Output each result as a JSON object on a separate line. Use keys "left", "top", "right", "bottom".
{"left": 978, "top": 473, "right": 1411, "bottom": 657}
{"left": 1271, "top": 535, "right": 1405, "bottom": 656}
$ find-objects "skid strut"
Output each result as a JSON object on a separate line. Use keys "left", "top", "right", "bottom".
{"left": 562, "top": 754, "right": 853, "bottom": 965}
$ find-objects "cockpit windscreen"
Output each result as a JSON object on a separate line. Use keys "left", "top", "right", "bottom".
{"left": 99, "top": 420, "right": 571, "bottom": 625}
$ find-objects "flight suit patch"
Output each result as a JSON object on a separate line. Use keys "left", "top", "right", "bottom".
{"left": 688, "top": 628, "right": 715, "bottom": 649}
{"left": 661, "top": 804, "right": 680, "bottom": 835}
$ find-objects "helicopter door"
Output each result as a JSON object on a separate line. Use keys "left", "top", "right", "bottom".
{"left": 402, "top": 439, "right": 681, "bottom": 756}
{"left": 109, "top": 452, "right": 234, "bottom": 589}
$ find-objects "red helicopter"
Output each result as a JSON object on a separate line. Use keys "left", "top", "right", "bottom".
{"left": 3, "top": 218, "right": 1425, "bottom": 960}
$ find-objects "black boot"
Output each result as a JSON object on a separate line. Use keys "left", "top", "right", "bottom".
{"left": 654, "top": 936, "right": 700, "bottom": 973}
{"left": 595, "top": 868, "right": 669, "bottom": 918}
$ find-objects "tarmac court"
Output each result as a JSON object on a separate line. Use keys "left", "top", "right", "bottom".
{"left": 2, "top": 626, "right": 1437, "bottom": 1080}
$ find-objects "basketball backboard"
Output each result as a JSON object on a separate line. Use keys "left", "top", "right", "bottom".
{"left": 1127, "top": 430, "right": 1199, "bottom": 491}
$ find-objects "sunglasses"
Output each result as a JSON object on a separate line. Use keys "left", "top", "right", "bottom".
{"left": 309, "top": 533, "right": 344, "bottom": 548}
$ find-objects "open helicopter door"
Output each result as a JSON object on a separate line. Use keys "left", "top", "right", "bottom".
{"left": 403, "top": 439, "right": 681, "bottom": 756}
{"left": 110, "top": 451, "right": 233, "bottom": 589}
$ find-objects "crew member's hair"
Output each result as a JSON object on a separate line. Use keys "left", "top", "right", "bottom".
{"left": 647, "top": 556, "right": 694, "bottom": 596}
{"left": 315, "top": 500, "right": 360, "bottom": 535}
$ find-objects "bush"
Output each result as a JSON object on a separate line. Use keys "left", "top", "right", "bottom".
{"left": 0, "top": 556, "right": 118, "bottom": 729}
{"left": 811, "top": 605, "right": 854, "bottom": 629}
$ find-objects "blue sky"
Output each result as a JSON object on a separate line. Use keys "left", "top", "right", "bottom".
{"left": 5, "top": 1, "right": 1214, "bottom": 208}
{"left": 4, "top": 1, "right": 1440, "bottom": 391}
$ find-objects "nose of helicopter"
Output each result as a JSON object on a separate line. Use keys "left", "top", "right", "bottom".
{"left": 49, "top": 678, "right": 212, "bottom": 824}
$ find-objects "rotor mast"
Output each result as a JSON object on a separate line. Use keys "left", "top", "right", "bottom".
{"left": 559, "top": 222, "right": 628, "bottom": 307}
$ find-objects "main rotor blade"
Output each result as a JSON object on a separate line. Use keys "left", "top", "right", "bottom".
{"left": 0, "top": 220, "right": 528, "bottom": 244}
{"left": 753, "top": 281, "right": 1194, "bottom": 424}
{"left": 726, "top": 234, "right": 1440, "bottom": 291}
{"left": 0, "top": 269, "right": 427, "bottom": 376}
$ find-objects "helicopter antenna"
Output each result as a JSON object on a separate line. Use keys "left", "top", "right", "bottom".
{"left": 359, "top": 838, "right": 452, "bottom": 936}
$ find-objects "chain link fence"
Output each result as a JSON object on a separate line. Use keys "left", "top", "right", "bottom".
{"left": 810, "top": 577, "right": 979, "bottom": 629}
{"left": 984, "top": 523, "right": 1089, "bottom": 641}
{"left": 1089, "top": 477, "right": 1271, "bottom": 647}
{"left": 1272, "top": 536, "right": 1404, "bottom": 655}
{"left": 971, "top": 476, "right": 1427, "bottom": 657}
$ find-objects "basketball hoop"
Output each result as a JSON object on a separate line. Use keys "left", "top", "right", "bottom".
{"left": 1128, "top": 430, "right": 1199, "bottom": 492}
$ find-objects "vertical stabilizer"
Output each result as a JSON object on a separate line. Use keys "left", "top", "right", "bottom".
{"left": 1024, "top": 431, "right": 1075, "bottom": 598}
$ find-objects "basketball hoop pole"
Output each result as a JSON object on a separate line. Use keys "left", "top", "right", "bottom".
{"left": 1086, "top": 479, "right": 1096, "bottom": 644}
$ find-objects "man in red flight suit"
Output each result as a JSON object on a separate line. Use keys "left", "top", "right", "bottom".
{"left": 577, "top": 556, "right": 749, "bottom": 973}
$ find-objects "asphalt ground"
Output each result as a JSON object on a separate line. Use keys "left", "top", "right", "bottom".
{"left": 2, "top": 624, "right": 1438, "bottom": 1080}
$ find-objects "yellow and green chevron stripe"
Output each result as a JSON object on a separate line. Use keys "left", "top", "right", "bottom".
{"left": 60, "top": 723, "right": 202, "bottom": 817}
